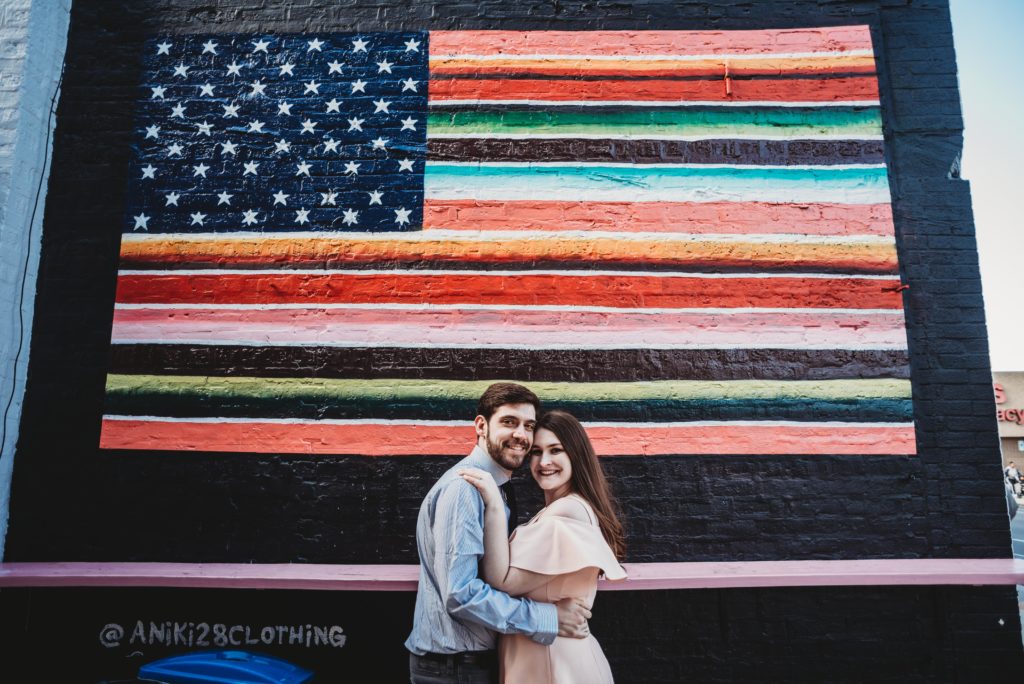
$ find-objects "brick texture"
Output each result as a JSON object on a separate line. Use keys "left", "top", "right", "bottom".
{"left": 3, "top": 0, "right": 1021, "bottom": 680}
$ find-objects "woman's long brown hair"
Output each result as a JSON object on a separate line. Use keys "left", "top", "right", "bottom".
{"left": 535, "top": 410, "right": 626, "bottom": 560}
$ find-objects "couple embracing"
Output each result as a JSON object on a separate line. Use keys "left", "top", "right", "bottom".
{"left": 405, "top": 382, "right": 627, "bottom": 683}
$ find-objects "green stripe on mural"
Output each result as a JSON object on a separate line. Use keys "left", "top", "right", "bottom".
{"left": 105, "top": 375, "right": 911, "bottom": 402}
{"left": 426, "top": 106, "right": 883, "bottom": 138}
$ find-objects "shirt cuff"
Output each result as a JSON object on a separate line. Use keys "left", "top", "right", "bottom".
{"left": 531, "top": 602, "right": 559, "bottom": 645}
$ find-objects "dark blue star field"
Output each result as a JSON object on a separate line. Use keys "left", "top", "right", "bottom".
{"left": 126, "top": 32, "right": 428, "bottom": 234}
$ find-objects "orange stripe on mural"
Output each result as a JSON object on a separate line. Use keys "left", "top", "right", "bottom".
{"left": 428, "top": 77, "right": 879, "bottom": 103}
{"left": 429, "top": 28, "right": 874, "bottom": 57}
{"left": 118, "top": 236, "right": 899, "bottom": 273}
{"left": 422, "top": 200, "right": 895, "bottom": 236}
{"left": 98, "top": 419, "right": 916, "bottom": 456}
{"left": 115, "top": 272, "right": 904, "bottom": 309}
{"left": 429, "top": 55, "right": 876, "bottom": 78}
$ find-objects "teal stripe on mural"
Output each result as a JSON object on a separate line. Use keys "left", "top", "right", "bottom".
{"left": 424, "top": 163, "right": 892, "bottom": 204}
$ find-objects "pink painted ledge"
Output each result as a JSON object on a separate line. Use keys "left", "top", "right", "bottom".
{"left": 1, "top": 559, "right": 1023, "bottom": 591}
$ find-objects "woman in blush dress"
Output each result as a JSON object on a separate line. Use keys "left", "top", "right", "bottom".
{"left": 459, "top": 409, "right": 627, "bottom": 684}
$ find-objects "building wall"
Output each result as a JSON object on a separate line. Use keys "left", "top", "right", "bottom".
{"left": 0, "top": 0, "right": 71, "bottom": 556}
{"left": 2, "top": 0, "right": 1020, "bottom": 681}
{"left": 994, "top": 371, "right": 1024, "bottom": 469}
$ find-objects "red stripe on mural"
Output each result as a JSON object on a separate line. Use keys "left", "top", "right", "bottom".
{"left": 99, "top": 420, "right": 915, "bottom": 455}
{"left": 115, "top": 272, "right": 904, "bottom": 309}
{"left": 429, "top": 77, "right": 879, "bottom": 103}
{"left": 422, "top": 200, "right": 895, "bottom": 236}
{"left": 429, "top": 28, "right": 874, "bottom": 57}
{"left": 430, "top": 62, "right": 875, "bottom": 78}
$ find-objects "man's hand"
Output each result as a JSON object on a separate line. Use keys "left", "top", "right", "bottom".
{"left": 555, "top": 597, "right": 592, "bottom": 639}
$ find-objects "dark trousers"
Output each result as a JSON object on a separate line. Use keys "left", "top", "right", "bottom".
{"left": 409, "top": 651, "right": 498, "bottom": 684}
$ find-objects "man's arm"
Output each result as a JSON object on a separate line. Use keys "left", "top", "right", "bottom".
{"left": 434, "top": 480, "right": 588, "bottom": 643}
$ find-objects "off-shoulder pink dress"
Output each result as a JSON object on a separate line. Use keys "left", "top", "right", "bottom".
{"left": 499, "top": 493, "right": 627, "bottom": 684}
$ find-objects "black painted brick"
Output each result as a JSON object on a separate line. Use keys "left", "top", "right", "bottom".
{"left": 3, "top": 0, "right": 1017, "bottom": 679}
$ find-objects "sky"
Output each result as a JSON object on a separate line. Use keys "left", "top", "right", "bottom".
{"left": 949, "top": 0, "right": 1024, "bottom": 370}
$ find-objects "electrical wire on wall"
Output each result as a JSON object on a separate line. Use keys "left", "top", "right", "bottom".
{"left": 0, "top": 59, "right": 66, "bottom": 464}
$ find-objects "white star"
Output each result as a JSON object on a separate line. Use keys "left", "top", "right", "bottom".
{"left": 307, "top": 38, "right": 324, "bottom": 52}
{"left": 300, "top": 119, "right": 317, "bottom": 134}
{"left": 199, "top": 83, "right": 215, "bottom": 97}
{"left": 347, "top": 117, "right": 364, "bottom": 132}
{"left": 164, "top": 191, "right": 180, "bottom": 206}
{"left": 252, "top": 38, "right": 270, "bottom": 53}
{"left": 192, "top": 163, "right": 210, "bottom": 178}
{"left": 401, "top": 78, "right": 419, "bottom": 92}
{"left": 248, "top": 120, "right": 265, "bottom": 133}
{"left": 280, "top": 63, "right": 295, "bottom": 76}
{"left": 274, "top": 139, "right": 291, "bottom": 153}
{"left": 150, "top": 86, "right": 166, "bottom": 99}
{"left": 304, "top": 80, "right": 320, "bottom": 94}
{"left": 373, "top": 98, "right": 391, "bottom": 113}
{"left": 202, "top": 40, "right": 218, "bottom": 55}
{"left": 250, "top": 80, "right": 267, "bottom": 96}
{"left": 217, "top": 191, "right": 233, "bottom": 205}
{"left": 220, "top": 140, "right": 237, "bottom": 155}
{"left": 351, "top": 79, "right": 367, "bottom": 93}
{"left": 156, "top": 41, "right": 171, "bottom": 55}
{"left": 325, "top": 98, "right": 341, "bottom": 113}
{"left": 272, "top": 190, "right": 289, "bottom": 206}
{"left": 226, "top": 61, "right": 243, "bottom": 76}
{"left": 222, "top": 103, "right": 240, "bottom": 118}
{"left": 371, "top": 137, "right": 388, "bottom": 150}
{"left": 394, "top": 207, "right": 412, "bottom": 226}
{"left": 322, "top": 137, "right": 340, "bottom": 153}
{"left": 404, "top": 38, "right": 421, "bottom": 52}
{"left": 190, "top": 212, "right": 206, "bottom": 226}
{"left": 320, "top": 191, "right": 337, "bottom": 206}
{"left": 277, "top": 101, "right": 293, "bottom": 116}
{"left": 197, "top": 121, "right": 213, "bottom": 136}
{"left": 133, "top": 213, "right": 150, "bottom": 231}
{"left": 166, "top": 143, "right": 183, "bottom": 157}
{"left": 295, "top": 208, "right": 311, "bottom": 224}
{"left": 170, "top": 103, "right": 186, "bottom": 118}
{"left": 367, "top": 190, "right": 383, "bottom": 205}
{"left": 344, "top": 161, "right": 360, "bottom": 175}
{"left": 342, "top": 208, "right": 359, "bottom": 225}
{"left": 327, "top": 60, "right": 343, "bottom": 74}
{"left": 243, "top": 161, "right": 259, "bottom": 175}
{"left": 173, "top": 63, "right": 189, "bottom": 78}
{"left": 352, "top": 38, "right": 368, "bottom": 52}
{"left": 141, "top": 164, "right": 157, "bottom": 179}
{"left": 401, "top": 116, "right": 418, "bottom": 131}
{"left": 376, "top": 59, "right": 393, "bottom": 74}
{"left": 398, "top": 158, "right": 415, "bottom": 172}
{"left": 296, "top": 161, "right": 312, "bottom": 176}
{"left": 145, "top": 125, "right": 160, "bottom": 139}
{"left": 242, "top": 210, "right": 259, "bottom": 226}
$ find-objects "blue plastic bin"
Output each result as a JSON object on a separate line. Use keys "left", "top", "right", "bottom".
{"left": 138, "top": 650, "right": 313, "bottom": 684}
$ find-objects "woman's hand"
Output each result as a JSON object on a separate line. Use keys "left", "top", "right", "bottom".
{"left": 458, "top": 468, "right": 502, "bottom": 508}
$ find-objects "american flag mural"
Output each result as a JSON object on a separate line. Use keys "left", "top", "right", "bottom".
{"left": 101, "top": 26, "right": 916, "bottom": 456}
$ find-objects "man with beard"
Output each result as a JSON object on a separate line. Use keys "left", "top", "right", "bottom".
{"left": 406, "top": 382, "right": 592, "bottom": 684}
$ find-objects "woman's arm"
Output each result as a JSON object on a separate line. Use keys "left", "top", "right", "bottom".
{"left": 458, "top": 469, "right": 553, "bottom": 596}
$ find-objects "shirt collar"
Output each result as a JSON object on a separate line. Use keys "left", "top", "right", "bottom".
{"left": 466, "top": 445, "right": 511, "bottom": 486}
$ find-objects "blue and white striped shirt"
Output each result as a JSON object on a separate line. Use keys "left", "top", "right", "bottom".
{"left": 405, "top": 446, "right": 558, "bottom": 655}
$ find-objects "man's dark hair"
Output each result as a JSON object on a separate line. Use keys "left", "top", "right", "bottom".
{"left": 476, "top": 382, "right": 541, "bottom": 420}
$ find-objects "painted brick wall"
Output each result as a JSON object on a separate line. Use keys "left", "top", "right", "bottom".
{"left": 0, "top": 0, "right": 71, "bottom": 555}
{"left": 6, "top": 0, "right": 1007, "bottom": 564}
{"left": 2, "top": 0, "right": 1020, "bottom": 680}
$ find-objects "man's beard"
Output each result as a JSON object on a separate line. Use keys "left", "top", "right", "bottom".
{"left": 484, "top": 428, "right": 529, "bottom": 470}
